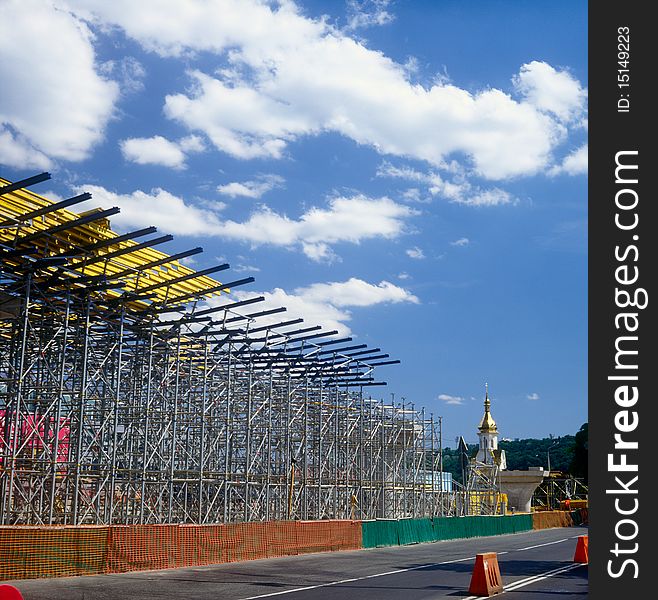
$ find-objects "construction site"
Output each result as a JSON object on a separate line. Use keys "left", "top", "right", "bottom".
{"left": 0, "top": 172, "right": 498, "bottom": 528}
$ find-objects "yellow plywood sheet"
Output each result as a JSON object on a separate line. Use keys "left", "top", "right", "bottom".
{"left": 0, "top": 178, "right": 225, "bottom": 307}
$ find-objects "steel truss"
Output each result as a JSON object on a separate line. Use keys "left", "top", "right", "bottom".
{"left": 1, "top": 173, "right": 460, "bottom": 525}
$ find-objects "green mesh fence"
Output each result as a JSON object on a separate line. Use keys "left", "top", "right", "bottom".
{"left": 361, "top": 519, "right": 400, "bottom": 548}
{"left": 361, "top": 514, "right": 534, "bottom": 548}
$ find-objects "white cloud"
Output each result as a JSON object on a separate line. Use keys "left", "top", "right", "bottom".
{"left": 513, "top": 61, "right": 587, "bottom": 123}
{"left": 217, "top": 174, "right": 284, "bottom": 199}
{"left": 178, "top": 135, "right": 206, "bottom": 153}
{"left": 346, "top": 0, "right": 395, "bottom": 30}
{"left": 64, "top": 1, "right": 585, "bottom": 179}
{"left": 120, "top": 136, "right": 186, "bottom": 169}
{"left": 526, "top": 392, "right": 540, "bottom": 401}
{"left": 296, "top": 278, "right": 419, "bottom": 308}
{"left": 0, "top": 126, "right": 52, "bottom": 170}
{"left": 406, "top": 247, "right": 425, "bottom": 260}
{"left": 211, "top": 195, "right": 415, "bottom": 260}
{"left": 398, "top": 272, "right": 410, "bottom": 280}
{"left": 120, "top": 134, "right": 206, "bottom": 168}
{"left": 439, "top": 394, "right": 465, "bottom": 405}
{"left": 224, "top": 277, "right": 418, "bottom": 337}
{"left": 76, "top": 185, "right": 226, "bottom": 235}
{"left": 0, "top": 0, "right": 118, "bottom": 165}
{"left": 450, "top": 237, "right": 470, "bottom": 247}
{"left": 378, "top": 162, "right": 515, "bottom": 207}
{"left": 75, "top": 185, "right": 415, "bottom": 259}
{"left": 401, "top": 188, "right": 423, "bottom": 202}
{"left": 100, "top": 56, "right": 145, "bottom": 94}
{"left": 548, "top": 144, "right": 587, "bottom": 176}
{"left": 233, "top": 263, "right": 261, "bottom": 273}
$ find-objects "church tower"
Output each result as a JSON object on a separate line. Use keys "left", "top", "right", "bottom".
{"left": 475, "top": 384, "right": 506, "bottom": 469}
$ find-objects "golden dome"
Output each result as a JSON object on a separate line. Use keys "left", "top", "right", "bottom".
{"left": 478, "top": 384, "right": 498, "bottom": 433}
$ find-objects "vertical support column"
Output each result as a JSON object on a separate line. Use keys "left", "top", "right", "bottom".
{"left": 139, "top": 324, "right": 154, "bottom": 524}
{"left": 243, "top": 353, "right": 253, "bottom": 522}
{"left": 1, "top": 273, "right": 31, "bottom": 525}
{"left": 439, "top": 415, "right": 444, "bottom": 516}
{"left": 108, "top": 306, "right": 125, "bottom": 523}
{"left": 198, "top": 333, "right": 209, "bottom": 523}
{"left": 72, "top": 296, "right": 91, "bottom": 525}
{"left": 167, "top": 327, "right": 182, "bottom": 523}
{"left": 223, "top": 342, "right": 232, "bottom": 523}
{"left": 48, "top": 291, "right": 71, "bottom": 524}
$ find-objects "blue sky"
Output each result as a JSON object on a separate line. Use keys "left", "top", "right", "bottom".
{"left": 0, "top": 0, "right": 587, "bottom": 446}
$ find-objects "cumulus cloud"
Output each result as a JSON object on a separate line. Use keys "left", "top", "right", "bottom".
{"left": 217, "top": 174, "right": 284, "bottom": 199}
{"left": 61, "top": 0, "right": 586, "bottom": 180}
{"left": 224, "top": 277, "right": 418, "bottom": 337}
{"left": 77, "top": 185, "right": 226, "bottom": 235}
{"left": 0, "top": 0, "right": 118, "bottom": 166}
{"left": 526, "top": 392, "right": 540, "bottom": 401}
{"left": 120, "top": 135, "right": 205, "bottom": 168}
{"left": 513, "top": 61, "right": 587, "bottom": 123}
{"left": 0, "top": 127, "right": 52, "bottom": 170}
{"left": 295, "top": 278, "right": 419, "bottom": 308}
{"left": 75, "top": 185, "right": 415, "bottom": 260}
{"left": 438, "top": 394, "right": 465, "bottom": 405}
{"left": 548, "top": 144, "right": 587, "bottom": 176}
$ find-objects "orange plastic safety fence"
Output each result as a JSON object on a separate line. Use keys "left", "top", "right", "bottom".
{"left": 0, "top": 525, "right": 108, "bottom": 581}
{"left": 106, "top": 524, "right": 181, "bottom": 573}
{"left": 1, "top": 520, "right": 362, "bottom": 581}
{"left": 531, "top": 510, "right": 575, "bottom": 530}
{"left": 295, "top": 520, "right": 361, "bottom": 554}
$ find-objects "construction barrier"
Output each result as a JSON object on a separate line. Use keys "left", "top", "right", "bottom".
{"left": 0, "top": 520, "right": 361, "bottom": 581}
{"left": 107, "top": 520, "right": 362, "bottom": 573}
{"left": 573, "top": 535, "right": 589, "bottom": 564}
{"left": 1, "top": 511, "right": 588, "bottom": 581}
{"left": 362, "top": 514, "right": 533, "bottom": 549}
{"left": 0, "top": 526, "right": 108, "bottom": 580}
{"left": 574, "top": 507, "right": 589, "bottom": 525}
{"left": 468, "top": 552, "right": 504, "bottom": 596}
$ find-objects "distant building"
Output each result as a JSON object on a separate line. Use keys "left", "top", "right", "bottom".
{"left": 474, "top": 384, "right": 507, "bottom": 470}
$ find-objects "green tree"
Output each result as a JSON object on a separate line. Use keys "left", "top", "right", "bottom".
{"left": 569, "top": 422, "right": 588, "bottom": 482}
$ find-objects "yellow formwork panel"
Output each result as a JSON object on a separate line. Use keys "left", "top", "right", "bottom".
{"left": 0, "top": 178, "right": 225, "bottom": 307}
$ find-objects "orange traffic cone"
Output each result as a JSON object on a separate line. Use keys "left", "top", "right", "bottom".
{"left": 468, "top": 552, "right": 504, "bottom": 596}
{"left": 573, "top": 535, "right": 589, "bottom": 563}
{"left": 0, "top": 584, "right": 24, "bottom": 600}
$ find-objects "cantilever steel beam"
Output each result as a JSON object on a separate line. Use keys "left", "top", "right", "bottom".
{"left": 0, "top": 172, "right": 51, "bottom": 196}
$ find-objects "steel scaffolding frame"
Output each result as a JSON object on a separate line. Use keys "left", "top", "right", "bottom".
{"left": 1, "top": 173, "right": 462, "bottom": 525}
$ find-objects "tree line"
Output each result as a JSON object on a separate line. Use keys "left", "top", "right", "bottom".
{"left": 437, "top": 422, "right": 588, "bottom": 484}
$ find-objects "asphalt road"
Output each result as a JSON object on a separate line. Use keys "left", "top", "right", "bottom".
{"left": 6, "top": 526, "right": 588, "bottom": 599}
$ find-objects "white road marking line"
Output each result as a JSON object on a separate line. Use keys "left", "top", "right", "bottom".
{"left": 236, "top": 555, "right": 476, "bottom": 600}
{"left": 236, "top": 535, "right": 575, "bottom": 600}
{"left": 461, "top": 562, "right": 584, "bottom": 600}
{"left": 515, "top": 538, "right": 569, "bottom": 551}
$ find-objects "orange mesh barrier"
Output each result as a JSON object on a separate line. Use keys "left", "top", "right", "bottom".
{"left": 106, "top": 524, "right": 181, "bottom": 573}
{"left": 0, "top": 525, "right": 108, "bottom": 581}
{"left": 532, "top": 510, "right": 575, "bottom": 530}
{"left": 295, "top": 520, "right": 361, "bottom": 554}
{"left": 1, "top": 520, "right": 362, "bottom": 581}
